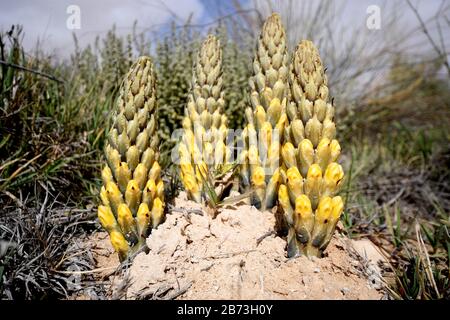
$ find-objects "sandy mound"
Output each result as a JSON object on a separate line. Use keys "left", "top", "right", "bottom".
{"left": 122, "top": 194, "right": 385, "bottom": 300}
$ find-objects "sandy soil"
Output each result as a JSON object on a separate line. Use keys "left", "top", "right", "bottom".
{"left": 92, "top": 193, "right": 386, "bottom": 300}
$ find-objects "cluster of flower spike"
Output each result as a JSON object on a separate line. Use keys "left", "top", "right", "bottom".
{"left": 179, "top": 35, "right": 231, "bottom": 202}
{"left": 98, "top": 57, "right": 165, "bottom": 261}
{"left": 278, "top": 40, "right": 344, "bottom": 257}
{"left": 99, "top": 15, "right": 346, "bottom": 261}
{"left": 240, "top": 13, "right": 289, "bottom": 210}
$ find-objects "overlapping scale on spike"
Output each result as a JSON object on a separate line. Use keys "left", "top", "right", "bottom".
{"left": 286, "top": 40, "right": 336, "bottom": 146}
{"left": 279, "top": 40, "right": 344, "bottom": 257}
{"left": 98, "top": 56, "right": 165, "bottom": 262}
{"left": 179, "top": 35, "right": 231, "bottom": 202}
{"left": 240, "top": 13, "right": 289, "bottom": 210}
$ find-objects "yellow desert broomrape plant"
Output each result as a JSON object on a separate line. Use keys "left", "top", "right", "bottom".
{"left": 179, "top": 35, "right": 232, "bottom": 203}
{"left": 97, "top": 15, "right": 345, "bottom": 262}
{"left": 278, "top": 40, "right": 344, "bottom": 258}
{"left": 98, "top": 56, "right": 165, "bottom": 261}
{"left": 240, "top": 13, "right": 289, "bottom": 210}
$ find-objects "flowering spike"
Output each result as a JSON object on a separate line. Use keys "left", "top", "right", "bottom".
{"left": 279, "top": 40, "right": 345, "bottom": 257}
{"left": 98, "top": 57, "right": 165, "bottom": 261}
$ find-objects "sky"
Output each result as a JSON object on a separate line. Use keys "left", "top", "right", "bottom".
{"left": 0, "top": 0, "right": 207, "bottom": 55}
{"left": 0, "top": 0, "right": 448, "bottom": 58}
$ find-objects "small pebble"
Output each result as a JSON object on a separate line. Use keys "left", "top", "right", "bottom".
{"left": 341, "top": 287, "right": 350, "bottom": 294}
{"left": 314, "top": 267, "right": 321, "bottom": 273}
